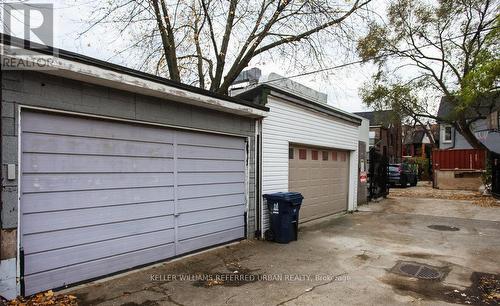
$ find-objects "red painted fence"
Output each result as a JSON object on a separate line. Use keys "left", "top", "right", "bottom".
{"left": 432, "top": 149, "right": 486, "bottom": 170}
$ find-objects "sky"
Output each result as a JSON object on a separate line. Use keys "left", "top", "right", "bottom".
{"left": 3, "top": 0, "right": 382, "bottom": 113}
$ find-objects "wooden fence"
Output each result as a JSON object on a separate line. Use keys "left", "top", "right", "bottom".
{"left": 432, "top": 149, "right": 486, "bottom": 170}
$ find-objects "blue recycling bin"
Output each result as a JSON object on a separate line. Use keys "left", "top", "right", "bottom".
{"left": 263, "top": 192, "right": 303, "bottom": 243}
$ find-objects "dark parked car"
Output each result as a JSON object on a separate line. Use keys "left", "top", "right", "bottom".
{"left": 388, "top": 163, "right": 417, "bottom": 187}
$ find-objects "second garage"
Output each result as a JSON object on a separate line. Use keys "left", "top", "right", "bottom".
{"left": 289, "top": 146, "right": 349, "bottom": 221}
{"left": 235, "top": 76, "right": 362, "bottom": 236}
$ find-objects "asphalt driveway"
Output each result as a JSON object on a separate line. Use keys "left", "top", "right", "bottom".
{"left": 69, "top": 193, "right": 500, "bottom": 306}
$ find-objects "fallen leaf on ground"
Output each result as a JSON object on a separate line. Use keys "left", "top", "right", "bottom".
{"left": 6, "top": 291, "right": 79, "bottom": 306}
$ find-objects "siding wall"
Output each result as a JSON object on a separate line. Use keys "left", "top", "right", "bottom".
{"left": 261, "top": 96, "right": 359, "bottom": 233}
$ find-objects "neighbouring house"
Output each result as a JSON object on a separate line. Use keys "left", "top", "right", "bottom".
{"left": 1, "top": 35, "right": 268, "bottom": 298}
{"left": 233, "top": 71, "right": 364, "bottom": 237}
{"left": 433, "top": 95, "right": 500, "bottom": 190}
{"left": 402, "top": 124, "right": 439, "bottom": 159}
{"left": 437, "top": 95, "right": 500, "bottom": 153}
{"left": 354, "top": 110, "right": 403, "bottom": 163}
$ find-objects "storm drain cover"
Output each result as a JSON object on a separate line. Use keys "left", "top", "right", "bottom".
{"left": 391, "top": 261, "right": 445, "bottom": 280}
{"left": 428, "top": 225, "right": 460, "bottom": 231}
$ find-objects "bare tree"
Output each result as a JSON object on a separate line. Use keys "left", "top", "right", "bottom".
{"left": 82, "top": 0, "right": 371, "bottom": 93}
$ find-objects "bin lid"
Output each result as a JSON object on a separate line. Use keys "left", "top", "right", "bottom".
{"left": 263, "top": 192, "right": 304, "bottom": 202}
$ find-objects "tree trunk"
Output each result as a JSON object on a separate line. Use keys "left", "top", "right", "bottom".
{"left": 455, "top": 120, "right": 489, "bottom": 151}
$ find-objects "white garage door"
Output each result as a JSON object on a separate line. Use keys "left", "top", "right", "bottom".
{"left": 289, "top": 146, "right": 349, "bottom": 221}
{"left": 20, "top": 111, "right": 246, "bottom": 295}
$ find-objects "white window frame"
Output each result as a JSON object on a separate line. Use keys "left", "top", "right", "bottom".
{"left": 443, "top": 125, "right": 452, "bottom": 143}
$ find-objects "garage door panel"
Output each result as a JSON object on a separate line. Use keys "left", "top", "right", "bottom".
{"left": 20, "top": 111, "right": 246, "bottom": 295}
{"left": 22, "top": 187, "right": 174, "bottom": 213}
{"left": 177, "top": 159, "right": 244, "bottom": 172}
{"left": 23, "top": 215, "right": 174, "bottom": 254}
{"left": 177, "top": 145, "right": 244, "bottom": 161}
{"left": 22, "top": 201, "right": 175, "bottom": 234}
{"left": 22, "top": 132, "right": 174, "bottom": 158}
{"left": 177, "top": 227, "right": 244, "bottom": 255}
{"left": 178, "top": 194, "right": 246, "bottom": 213}
{"left": 22, "top": 153, "right": 173, "bottom": 173}
{"left": 177, "top": 205, "right": 244, "bottom": 227}
{"left": 178, "top": 172, "right": 245, "bottom": 186}
{"left": 300, "top": 205, "right": 338, "bottom": 221}
{"left": 25, "top": 229, "right": 175, "bottom": 275}
{"left": 22, "top": 111, "right": 174, "bottom": 144}
{"left": 176, "top": 131, "right": 244, "bottom": 149}
{"left": 24, "top": 243, "right": 176, "bottom": 296}
{"left": 22, "top": 173, "right": 174, "bottom": 193}
{"left": 178, "top": 216, "right": 243, "bottom": 241}
{"left": 178, "top": 183, "right": 245, "bottom": 199}
{"left": 289, "top": 146, "right": 349, "bottom": 222}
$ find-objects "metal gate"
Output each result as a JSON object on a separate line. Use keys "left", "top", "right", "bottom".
{"left": 368, "top": 148, "right": 389, "bottom": 200}
{"left": 492, "top": 152, "right": 500, "bottom": 199}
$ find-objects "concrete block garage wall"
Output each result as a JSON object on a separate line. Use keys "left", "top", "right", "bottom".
{"left": 1, "top": 70, "right": 258, "bottom": 298}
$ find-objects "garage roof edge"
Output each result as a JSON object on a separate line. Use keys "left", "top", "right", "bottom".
{"left": 0, "top": 34, "right": 269, "bottom": 116}
{"left": 236, "top": 84, "right": 362, "bottom": 125}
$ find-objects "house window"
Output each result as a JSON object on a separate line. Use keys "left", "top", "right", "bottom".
{"left": 341, "top": 152, "right": 347, "bottom": 162}
{"left": 322, "top": 151, "right": 328, "bottom": 161}
{"left": 444, "top": 126, "right": 452, "bottom": 142}
{"left": 299, "top": 149, "right": 307, "bottom": 160}
{"left": 289, "top": 148, "right": 294, "bottom": 159}
{"left": 311, "top": 150, "right": 318, "bottom": 160}
{"left": 332, "top": 151, "right": 338, "bottom": 161}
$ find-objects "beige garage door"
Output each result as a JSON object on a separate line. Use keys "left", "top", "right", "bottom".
{"left": 289, "top": 146, "right": 349, "bottom": 222}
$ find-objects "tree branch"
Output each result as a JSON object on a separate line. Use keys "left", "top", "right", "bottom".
{"left": 151, "top": 0, "right": 180, "bottom": 81}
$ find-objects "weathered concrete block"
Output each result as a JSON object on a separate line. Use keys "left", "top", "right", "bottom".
{"left": 2, "top": 70, "right": 23, "bottom": 81}
{"left": 1, "top": 187, "right": 18, "bottom": 229}
{"left": 1, "top": 78, "right": 23, "bottom": 92}
{"left": 1, "top": 117, "right": 15, "bottom": 136}
{"left": 0, "top": 258, "right": 18, "bottom": 300}
{"left": 1, "top": 102, "right": 15, "bottom": 118}
{"left": 1, "top": 90, "right": 21, "bottom": 103}
{"left": 135, "top": 98, "right": 188, "bottom": 127}
{"left": 1, "top": 229, "right": 16, "bottom": 259}
{"left": 2, "top": 136, "right": 18, "bottom": 164}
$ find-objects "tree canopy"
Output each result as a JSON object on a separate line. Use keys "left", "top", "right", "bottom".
{"left": 357, "top": 0, "right": 499, "bottom": 149}
{"left": 84, "top": 0, "right": 371, "bottom": 94}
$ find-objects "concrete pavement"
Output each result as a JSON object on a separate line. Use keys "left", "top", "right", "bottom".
{"left": 68, "top": 195, "right": 500, "bottom": 306}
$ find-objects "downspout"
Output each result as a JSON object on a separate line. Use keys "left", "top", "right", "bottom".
{"left": 254, "top": 118, "right": 261, "bottom": 238}
{"left": 255, "top": 88, "right": 269, "bottom": 239}
{"left": 0, "top": 63, "right": 3, "bottom": 258}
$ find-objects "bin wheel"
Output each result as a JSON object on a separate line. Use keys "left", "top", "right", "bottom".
{"left": 264, "top": 229, "right": 274, "bottom": 241}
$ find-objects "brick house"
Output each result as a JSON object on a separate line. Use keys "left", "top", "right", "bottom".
{"left": 354, "top": 110, "right": 403, "bottom": 162}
